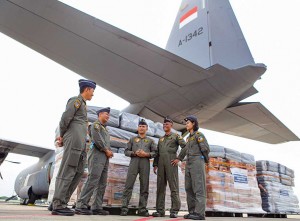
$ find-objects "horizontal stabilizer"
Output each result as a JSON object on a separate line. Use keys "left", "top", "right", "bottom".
{"left": 200, "top": 102, "right": 299, "bottom": 144}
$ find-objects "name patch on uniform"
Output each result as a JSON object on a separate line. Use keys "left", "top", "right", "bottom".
{"left": 160, "top": 137, "right": 164, "bottom": 142}
{"left": 74, "top": 99, "right": 81, "bottom": 109}
{"left": 135, "top": 138, "right": 140, "bottom": 143}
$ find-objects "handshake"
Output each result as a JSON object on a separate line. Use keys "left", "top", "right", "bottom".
{"left": 134, "top": 149, "right": 150, "bottom": 158}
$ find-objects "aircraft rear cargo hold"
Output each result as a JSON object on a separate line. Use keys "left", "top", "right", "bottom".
{"left": 47, "top": 106, "right": 299, "bottom": 214}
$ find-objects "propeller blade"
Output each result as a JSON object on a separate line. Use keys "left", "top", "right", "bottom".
{"left": 5, "top": 160, "right": 21, "bottom": 164}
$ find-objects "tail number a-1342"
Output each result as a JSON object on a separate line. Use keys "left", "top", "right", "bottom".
{"left": 178, "top": 27, "right": 203, "bottom": 47}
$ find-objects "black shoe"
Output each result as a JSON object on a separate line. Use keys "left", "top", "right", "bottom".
{"left": 120, "top": 209, "right": 128, "bottom": 216}
{"left": 52, "top": 208, "right": 74, "bottom": 216}
{"left": 170, "top": 212, "right": 178, "bottom": 218}
{"left": 137, "top": 210, "right": 149, "bottom": 217}
{"left": 92, "top": 209, "right": 109, "bottom": 215}
{"left": 47, "top": 203, "right": 53, "bottom": 211}
{"left": 184, "top": 213, "right": 193, "bottom": 219}
{"left": 75, "top": 208, "right": 92, "bottom": 215}
{"left": 152, "top": 211, "right": 165, "bottom": 217}
{"left": 189, "top": 213, "right": 205, "bottom": 220}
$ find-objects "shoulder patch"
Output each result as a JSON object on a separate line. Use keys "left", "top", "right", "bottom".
{"left": 197, "top": 136, "right": 204, "bottom": 143}
{"left": 176, "top": 134, "right": 183, "bottom": 140}
{"left": 94, "top": 123, "right": 100, "bottom": 130}
{"left": 196, "top": 131, "right": 200, "bottom": 135}
{"left": 74, "top": 99, "right": 81, "bottom": 109}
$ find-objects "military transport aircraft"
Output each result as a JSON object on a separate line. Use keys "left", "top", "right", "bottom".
{"left": 0, "top": 0, "right": 299, "bottom": 204}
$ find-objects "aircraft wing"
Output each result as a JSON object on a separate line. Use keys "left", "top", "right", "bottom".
{"left": 0, "top": 0, "right": 212, "bottom": 104}
{"left": 0, "top": 138, "right": 54, "bottom": 166}
{"left": 201, "top": 102, "right": 299, "bottom": 144}
{"left": 0, "top": 0, "right": 298, "bottom": 144}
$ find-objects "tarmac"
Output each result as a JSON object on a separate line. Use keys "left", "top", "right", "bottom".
{"left": 0, "top": 203, "right": 300, "bottom": 220}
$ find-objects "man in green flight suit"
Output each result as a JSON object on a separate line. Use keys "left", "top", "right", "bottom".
{"left": 75, "top": 107, "right": 113, "bottom": 215}
{"left": 152, "top": 117, "right": 186, "bottom": 218}
{"left": 120, "top": 119, "right": 157, "bottom": 217}
{"left": 52, "top": 79, "right": 96, "bottom": 216}
{"left": 171, "top": 115, "right": 210, "bottom": 220}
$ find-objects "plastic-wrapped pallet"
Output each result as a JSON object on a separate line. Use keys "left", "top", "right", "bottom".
{"left": 266, "top": 161, "right": 278, "bottom": 172}
{"left": 280, "top": 174, "right": 292, "bottom": 186}
{"left": 120, "top": 112, "right": 139, "bottom": 133}
{"left": 110, "top": 136, "right": 129, "bottom": 149}
{"left": 104, "top": 154, "right": 188, "bottom": 210}
{"left": 278, "top": 163, "right": 286, "bottom": 174}
{"left": 206, "top": 157, "right": 264, "bottom": 213}
{"left": 87, "top": 106, "right": 120, "bottom": 127}
{"left": 256, "top": 161, "right": 300, "bottom": 213}
{"left": 256, "top": 160, "right": 268, "bottom": 171}
{"left": 241, "top": 153, "right": 255, "bottom": 166}
{"left": 154, "top": 122, "right": 182, "bottom": 138}
{"left": 225, "top": 148, "right": 242, "bottom": 162}
{"left": 209, "top": 145, "right": 225, "bottom": 158}
{"left": 107, "top": 126, "right": 136, "bottom": 142}
{"left": 258, "top": 181, "right": 300, "bottom": 213}
{"left": 154, "top": 122, "right": 165, "bottom": 137}
{"left": 285, "top": 166, "right": 295, "bottom": 178}
{"left": 110, "top": 147, "right": 119, "bottom": 153}
{"left": 257, "top": 171, "right": 280, "bottom": 183}
{"left": 142, "top": 118, "right": 156, "bottom": 137}
{"left": 118, "top": 148, "right": 125, "bottom": 154}
{"left": 48, "top": 147, "right": 64, "bottom": 203}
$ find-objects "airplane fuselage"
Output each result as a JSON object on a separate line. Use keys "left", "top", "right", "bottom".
{"left": 14, "top": 151, "right": 54, "bottom": 203}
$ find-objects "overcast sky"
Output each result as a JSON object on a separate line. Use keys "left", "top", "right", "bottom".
{"left": 0, "top": 0, "right": 299, "bottom": 201}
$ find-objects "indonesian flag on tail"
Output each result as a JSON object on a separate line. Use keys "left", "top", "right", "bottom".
{"left": 179, "top": 6, "right": 198, "bottom": 29}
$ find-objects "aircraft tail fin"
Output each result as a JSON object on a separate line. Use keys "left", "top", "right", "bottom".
{"left": 166, "top": 0, "right": 255, "bottom": 69}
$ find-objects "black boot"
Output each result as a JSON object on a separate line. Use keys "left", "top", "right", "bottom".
{"left": 74, "top": 208, "right": 92, "bottom": 215}
{"left": 47, "top": 203, "right": 53, "bottom": 211}
{"left": 189, "top": 213, "right": 205, "bottom": 220}
{"left": 92, "top": 209, "right": 110, "bottom": 215}
{"left": 184, "top": 212, "right": 194, "bottom": 219}
{"left": 52, "top": 207, "right": 74, "bottom": 216}
{"left": 137, "top": 209, "right": 149, "bottom": 217}
{"left": 152, "top": 211, "right": 165, "bottom": 217}
{"left": 170, "top": 212, "right": 178, "bottom": 218}
{"left": 120, "top": 209, "right": 128, "bottom": 216}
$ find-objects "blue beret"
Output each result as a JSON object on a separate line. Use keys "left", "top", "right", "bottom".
{"left": 139, "top": 118, "right": 148, "bottom": 126}
{"left": 184, "top": 115, "right": 198, "bottom": 123}
{"left": 79, "top": 79, "right": 96, "bottom": 89}
{"left": 164, "top": 117, "right": 173, "bottom": 124}
{"left": 96, "top": 107, "right": 110, "bottom": 115}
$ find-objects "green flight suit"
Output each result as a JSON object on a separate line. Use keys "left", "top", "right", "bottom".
{"left": 177, "top": 131, "right": 210, "bottom": 217}
{"left": 153, "top": 133, "right": 186, "bottom": 214}
{"left": 76, "top": 120, "right": 110, "bottom": 210}
{"left": 53, "top": 95, "right": 88, "bottom": 210}
{"left": 121, "top": 135, "right": 157, "bottom": 213}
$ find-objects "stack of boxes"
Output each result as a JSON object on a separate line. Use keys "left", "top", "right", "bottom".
{"left": 256, "top": 160, "right": 300, "bottom": 213}
{"left": 205, "top": 146, "right": 264, "bottom": 213}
